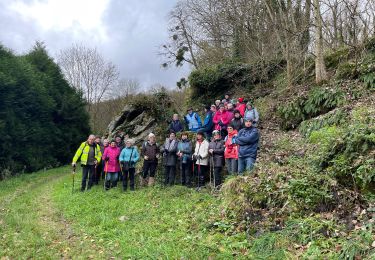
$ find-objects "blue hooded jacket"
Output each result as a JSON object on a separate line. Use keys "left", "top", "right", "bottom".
{"left": 202, "top": 111, "right": 214, "bottom": 132}
{"left": 235, "top": 126, "right": 259, "bottom": 159}
{"left": 119, "top": 146, "right": 140, "bottom": 168}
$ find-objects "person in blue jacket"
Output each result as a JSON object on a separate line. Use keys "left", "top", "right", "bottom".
{"left": 184, "top": 108, "right": 202, "bottom": 132}
{"left": 198, "top": 105, "right": 214, "bottom": 140}
{"left": 177, "top": 132, "right": 193, "bottom": 187}
{"left": 119, "top": 138, "right": 140, "bottom": 191}
{"left": 234, "top": 117, "right": 259, "bottom": 174}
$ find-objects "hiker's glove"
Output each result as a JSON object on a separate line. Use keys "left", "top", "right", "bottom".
{"left": 198, "top": 155, "right": 203, "bottom": 160}
{"left": 105, "top": 157, "right": 109, "bottom": 162}
{"left": 192, "top": 155, "right": 197, "bottom": 161}
{"left": 218, "top": 121, "right": 224, "bottom": 127}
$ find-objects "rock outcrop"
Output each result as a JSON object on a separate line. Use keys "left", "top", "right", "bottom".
{"left": 105, "top": 105, "right": 157, "bottom": 145}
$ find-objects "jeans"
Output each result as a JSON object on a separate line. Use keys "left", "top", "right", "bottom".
{"left": 226, "top": 158, "right": 238, "bottom": 175}
{"left": 123, "top": 168, "right": 135, "bottom": 191}
{"left": 164, "top": 166, "right": 176, "bottom": 186}
{"left": 81, "top": 164, "right": 95, "bottom": 191}
{"left": 105, "top": 172, "right": 118, "bottom": 189}
{"left": 238, "top": 157, "right": 255, "bottom": 175}
{"left": 142, "top": 160, "right": 157, "bottom": 178}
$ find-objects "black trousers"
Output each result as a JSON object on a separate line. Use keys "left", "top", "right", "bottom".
{"left": 81, "top": 164, "right": 95, "bottom": 191}
{"left": 164, "top": 165, "right": 176, "bottom": 186}
{"left": 196, "top": 164, "right": 207, "bottom": 187}
{"left": 213, "top": 166, "right": 222, "bottom": 187}
{"left": 142, "top": 160, "right": 157, "bottom": 178}
{"left": 181, "top": 162, "right": 191, "bottom": 186}
{"left": 122, "top": 168, "right": 135, "bottom": 191}
{"left": 94, "top": 162, "right": 102, "bottom": 184}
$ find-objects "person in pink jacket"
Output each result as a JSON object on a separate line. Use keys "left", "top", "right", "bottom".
{"left": 213, "top": 104, "right": 232, "bottom": 139}
{"left": 102, "top": 140, "right": 121, "bottom": 190}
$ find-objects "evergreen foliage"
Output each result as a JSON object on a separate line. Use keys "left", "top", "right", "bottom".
{"left": 0, "top": 43, "right": 90, "bottom": 176}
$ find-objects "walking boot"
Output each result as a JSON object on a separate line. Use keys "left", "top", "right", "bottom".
{"left": 148, "top": 177, "right": 155, "bottom": 187}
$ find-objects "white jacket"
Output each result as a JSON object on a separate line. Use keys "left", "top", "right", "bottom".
{"left": 193, "top": 140, "right": 209, "bottom": 165}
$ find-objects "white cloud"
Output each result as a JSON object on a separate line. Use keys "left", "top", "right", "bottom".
{"left": 7, "top": 0, "right": 109, "bottom": 42}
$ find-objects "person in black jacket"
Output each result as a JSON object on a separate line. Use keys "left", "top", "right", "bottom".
{"left": 231, "top": 110, "right": 244, "bottom": 131}
{"left": 177, "top": 132, "right": 193, "bottom": 187}
{"left": 208, "top": 130, "right": 225, "bottom": 187}
{"left": 169, "top": 114, "right": 184, "bottom": 133}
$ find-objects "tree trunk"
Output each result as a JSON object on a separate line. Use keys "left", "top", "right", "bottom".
{"left": 314, "top": 0, "right": 328, "bottom": 84}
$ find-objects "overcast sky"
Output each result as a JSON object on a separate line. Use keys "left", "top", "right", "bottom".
{"left": 0, "top": 0, "right": 190, "bottom": 90}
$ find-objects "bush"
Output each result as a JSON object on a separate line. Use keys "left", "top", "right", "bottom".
{"left": 188, "top": 59, "right": 284, "bottom": 102}
{"left": 309, "top": 107, "right": 375, "bottom": 191}
{"left": 278, "top": 86, "right": 345, "bottom": 129}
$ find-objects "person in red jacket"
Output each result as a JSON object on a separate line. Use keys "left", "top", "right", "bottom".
{"left": 102, "top": 140, "right": 121, "bottom": 190}
{"left": 236, "top": 97, "right": 246, "bottom": 117}
{"left": 224, "top": 124, "right": 239, "bottom": 175}
{"left": 213, "top": 104, "right": 231, "bottom": 139}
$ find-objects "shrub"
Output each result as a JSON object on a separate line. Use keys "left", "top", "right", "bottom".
{"left": 188, "top": 59, "right": 284, "bottom": 102}
{"left": 278, "top": 87, "right": 345, "bottom": 129}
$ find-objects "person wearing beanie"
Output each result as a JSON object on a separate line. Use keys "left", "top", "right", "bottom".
{"left": 192, "top": 130, "right": 209, "bottom": 189}
{"left": 231, "top": 109, "right": 244, "bottom": 131}
{"left": 141, "top": 132, "right": 160, "bottom": 187}
{"left": 244, "top": 102, "right": 259, "bottom": 127}
{"left": 177, "top": 132, "right": 193, "bottom": 187}
{"left": 224, "top": 124, "right": 239, "bottom": 175}
{"left": 215, "top": 100, "right": 221, "bottom": 110}
{"left": 208, "top": 130, "right": 225, "bottom": 187}
{"left": 119, "top": 138, "right": 140, "bottom": 191}
{"left": 198, "top": 105, "right": 214, "bottom": 141}
{"left": 223, "top": 93, "right": 231, "bottom": 103}
{"left": 236, "top": 97, "right": 246, "bottom": 117}
{"left": 234, "top": 118, "right": 259, "bottom": 174}
{"left": 161, "top": 131, "right": 179, "bottom": 186}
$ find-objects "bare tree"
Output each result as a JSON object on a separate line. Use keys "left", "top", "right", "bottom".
{"left": 111, "top": 78, "right": 140, "bottom": 99}
{"left": 57, "top": 44, "right": 119, "bottom": 111}
{"left": 314, "top": 0, "right": 328, "bottom": 83}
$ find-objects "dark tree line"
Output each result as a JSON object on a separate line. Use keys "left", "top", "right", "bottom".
{"left": 0, "top": 43, "right": 90, "bottom": 178}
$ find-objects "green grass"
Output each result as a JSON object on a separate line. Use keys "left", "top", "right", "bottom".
{"left": 1, "top": 166, "right": 374, "bottom": 259}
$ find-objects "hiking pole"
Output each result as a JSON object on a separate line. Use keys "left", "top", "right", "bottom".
{"left": 103, "top": 161, "right": 108, "bottom": 191}
{"left": 72, "top": 165, "right": 76, "bottom": 194}
{"left": 212, "top": 156, "right": 216, "bottom": 190}
{"left": 197, "top": 157, "right": 201, "bottom": 191}
{"left": 209, "top": 155, "right": 212, "bottom": 188}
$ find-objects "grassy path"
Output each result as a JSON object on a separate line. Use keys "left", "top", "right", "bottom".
{"left": 0, "top": 167, "right": 249, "bottom": 259}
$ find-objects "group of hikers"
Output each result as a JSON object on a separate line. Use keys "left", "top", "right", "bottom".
{"left": 72, "top": 93, "right": 260, "bottom": 192}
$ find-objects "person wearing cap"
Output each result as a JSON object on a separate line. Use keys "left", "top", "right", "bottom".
{"left": 72, "top": 134, "right": 102, "bottom": 192}
{"left": 198, "top": 105, "right": 214, "bottom": 141}
{"left": 208, "top": 130, "right": 225, "bottom": 187}
{"left": 192, "top": 130, "right": 210, "bottom": 189}
{"left": 234, "top": 118, "right": 259, "bottom": 174}
{"left": 244, "top": 102, "right": 259, "bottom": 127}
{"left": 231, "top": 109, "right": 244, "bottom": 131}
{"left": 141, "top": 133, "right": 160, "bottom": 186}
{"left": 169, "top": 114, "right": 184, "bottom": 133}
{"left": 237, "top": 97, "right": 246, "bottom": 117}
{"left": 184, "top": 108, "right": 202, "bottom": 132}
{"left": 177, "top": 132, "right": 193, "bottom": 187}
{"left": 119, "top": 138, "right": 140, "bottom": 191}
{"left": 213, "top": 104, "right": 231, "bottom": 139}
{"left": 102, "top": 139, "right": 121, "bottom": 190}
{"left": 224, "top": 124, "right": 239, "bottom": 175}
{"left": 161, "top": 131, "right": 179, "bottom": 186}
